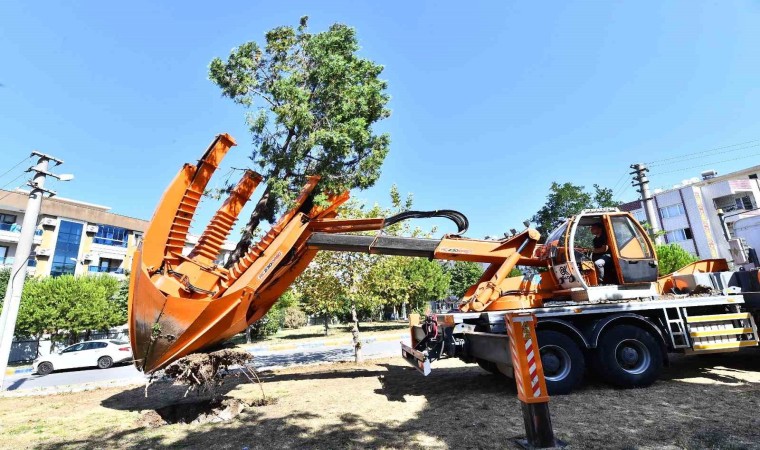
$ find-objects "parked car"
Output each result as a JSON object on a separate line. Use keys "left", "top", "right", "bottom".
{"left": 32, "top": 339, "right": 133, "bottom": 375}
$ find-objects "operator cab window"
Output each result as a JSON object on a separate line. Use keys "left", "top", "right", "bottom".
{"left": 611, "top": 216, "right": 651, "bottom": 259}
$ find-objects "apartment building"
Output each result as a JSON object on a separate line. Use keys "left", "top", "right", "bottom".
{"left": 0, "top": 188, "right": 238, "bottom": 278}
{"left": 620, "top": 165, "right": 760, "bottom": 261}
{"left": 0, "top": 188, "right": 149, "bottom": 277}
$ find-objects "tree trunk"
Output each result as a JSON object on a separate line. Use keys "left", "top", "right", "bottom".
{"left": 84, "top": 329, "right": 91, "bottom": 341}
{"left": 401, "top": 302, "right": 407, "bottom": 321}
{"left": 323, "top": 314, "right": 329, "bottom": 336}
{"left": 225, "top": 185, "right": 275, "bottom": 269}
{"left": 245, "top": 325, "right": 253, "bottom": 344}
{"left": 351, "top": 302, "right": 362, "bottom": 363}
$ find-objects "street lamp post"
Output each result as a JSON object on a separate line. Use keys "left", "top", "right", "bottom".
{"left": 0, "top": 151, "right": 71, "bottom": 391}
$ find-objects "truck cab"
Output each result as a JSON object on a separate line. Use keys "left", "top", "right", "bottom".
{"left": 542, "top": 208, "right": 660, "bottom": 302}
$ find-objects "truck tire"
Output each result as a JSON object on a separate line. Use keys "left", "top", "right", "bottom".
{"left": 537, "top": 330, "right": 585, "bottom": 395}
{"left": 594, "top": 324, "right": 663, "bottom": 388}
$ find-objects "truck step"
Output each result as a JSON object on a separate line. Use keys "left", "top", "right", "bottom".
{"left": 690, "top": 327, "right": 754, "bottom": 338}
{"left": 686, "top": 312, "right": 751, "bottom": 323}
{"left": 692, "top": 340, "right": 758, "bottom": 351}
{"left": 685, "top": 311, "right": 759, "bottom": 352}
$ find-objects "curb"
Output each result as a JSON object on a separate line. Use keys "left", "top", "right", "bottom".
{"left": 5, "top": 366, "right": 33, "bottom": 376}
{"left": 1, "top": 376, "right": 147, "bottom": 398}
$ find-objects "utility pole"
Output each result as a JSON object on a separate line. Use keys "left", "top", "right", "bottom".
{"left": 630, "top": 163, "right": 663, "bottom": 244}
{"left": 0, "top": 151, "right": 71, "bottom": 391}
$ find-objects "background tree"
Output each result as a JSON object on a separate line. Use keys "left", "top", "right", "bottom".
{"left": 531, "top": 182, "right": 617, "bottom": 240}
{"left": 446, "top": 261, "right": 485, "bottom": 298}
{"left": 0, "top": 267, "right": 10, "bottom": 311}
{"left": 655, "top": 243, "right": 698, "bottom": 276}
{"left": 14, "top": 275, "right": 126, "bottom": 345}
{"left": 209, "top": 17, "right": 391, "bottom": 267}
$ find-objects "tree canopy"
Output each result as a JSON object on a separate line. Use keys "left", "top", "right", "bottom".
{"left": 531, "top": 182, "right": 618, "bottom": 240}
{"left": 209, "top": 17, "right": 391, "bottom": 266}
{"left": 655, "top": 243, "right": 698, "bottom": 275}
{"left": 12, "top": 275, "right": 127, "bottom": 340}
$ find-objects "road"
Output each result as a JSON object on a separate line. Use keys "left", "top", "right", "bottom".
{"left": 2, "top": 336, "right": 408, "bottom": 392}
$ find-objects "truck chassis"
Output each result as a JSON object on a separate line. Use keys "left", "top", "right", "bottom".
{"left": 404, "top": 294, "right": 760, "bottom": 394}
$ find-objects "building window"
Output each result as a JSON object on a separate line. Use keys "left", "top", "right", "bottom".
{"left": 659, "top": 204, "right": 685, "bottom": 219}
{"left": 666, "top": 228, "right": 693, "bottom": 242}
{"left": 89, "top": 258, "right": 123, "bottom": 274}
{"left": 93, "top": 225, "right": 129, "bottom": 247}
{"left": 51, "top": 220, "right": 83, "bottom": 277}
{"left": 0, "top": 214, "right": 17, "bottom": 232}
{"left": 0, "top": 245, "right": 7, "bottom": 265}
{"left": 735, "top": 196, "right": 754, "bottom": 211}
{"left": 633, "top": 210, "right": 648, "bottom": 224}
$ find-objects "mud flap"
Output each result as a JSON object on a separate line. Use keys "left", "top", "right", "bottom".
{"left": 401, "top": 342, "right": 431, "bottom": 376}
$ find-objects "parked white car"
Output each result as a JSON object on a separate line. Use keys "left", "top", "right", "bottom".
{"left": 32, "top": 339, "right": 133, "bottom": 375}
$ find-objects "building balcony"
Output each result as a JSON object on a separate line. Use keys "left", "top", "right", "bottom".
{"left": 0, "top": 229, "right": 20, "bottom": 244}
{"left": 88, "top": 265, "right": 126, "bottom": 279}
{"left": 89, "top": 242, "right": 128, "bottom": 258}
{"left": 0, "top": 227, "right": 43, "bottom": 244}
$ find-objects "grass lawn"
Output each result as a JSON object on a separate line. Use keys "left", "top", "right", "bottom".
{"left": 236, "top": 321, "right": 409, "bottom": 346}
{"left": 1, "top": 351, "right": 759, "bottom": 449}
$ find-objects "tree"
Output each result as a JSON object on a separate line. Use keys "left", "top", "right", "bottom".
{"left": 209, "top": 17, "right": 391, "bottom": 267}
{"left": 0, "top": 267, "right": 10, "bottom": 311}
{"left": 14, "top": 275, "right": 126, "bottom": 343}
{"left": 655, "top": 244, "right": 698, "bottom": 276}
{"left": 446, "top": 261, "right": 485, "bottom": 298}
{"left": 531, "top": 182, "right": 617, "bottom": 240}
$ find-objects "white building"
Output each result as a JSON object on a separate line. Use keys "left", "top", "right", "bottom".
{"left": 620, "top": 165, "right": 760, "bottom": 261}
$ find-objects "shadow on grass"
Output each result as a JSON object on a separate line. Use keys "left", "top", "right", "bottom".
{"left": 45, "top": 355, "right": 760, "bottom": 450}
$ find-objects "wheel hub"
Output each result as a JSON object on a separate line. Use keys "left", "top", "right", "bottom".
{"left": 620, "top": 346, "right": 640, "bottom": 366}
{"left": 540, "top": 345, "right": 571, "bottom": 381}
{"left": 614, "top": 339, "right": 652, "bottom": 375}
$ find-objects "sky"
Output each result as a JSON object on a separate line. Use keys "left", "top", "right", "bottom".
{"left": 2, "top": 2, "right": 760, "bottom": 240}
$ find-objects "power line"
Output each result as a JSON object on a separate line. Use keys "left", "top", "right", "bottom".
{"left": 608, "top": 171, "right": 628, "bottom": 195}
{"left": 649, "top": 151, "right": 760, "bottom": 176}
{"left": 647, "top": 142, "right": 760, "bottom": 168}
{"left": 0, "top": 172, "right": 28, "bottom": 192}
{"left": 0, "top": 155, "right": 32, "bottom": 180}
{"left": 645, "top": 138, "right": 760, "bottom": 166}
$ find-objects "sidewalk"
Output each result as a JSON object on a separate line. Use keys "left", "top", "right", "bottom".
{"left": 241, "top": 333, "right": 408, "bottom": 354}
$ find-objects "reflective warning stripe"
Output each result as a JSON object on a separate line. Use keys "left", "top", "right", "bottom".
{"left": 506, "top": 312, "right": 550, "bottom": 404}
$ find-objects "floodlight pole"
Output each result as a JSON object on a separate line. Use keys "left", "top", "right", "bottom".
{"left": 0, "top": 152, "right": 63, "bottom": 391}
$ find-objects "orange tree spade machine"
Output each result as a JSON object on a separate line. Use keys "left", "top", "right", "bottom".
{"left": 129, "top": 134, "right": 760, "bottom": 397}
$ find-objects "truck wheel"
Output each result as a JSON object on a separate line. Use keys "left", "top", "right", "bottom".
{"left": 537, "top": 330, "right": 585, "bottom": 395}
{"left": 594, "top": 324, "right": 663, "bottom": 388}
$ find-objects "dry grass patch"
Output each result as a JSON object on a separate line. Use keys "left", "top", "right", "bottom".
{"left": 0, "top": 350, "right": 758, "bottom": 449}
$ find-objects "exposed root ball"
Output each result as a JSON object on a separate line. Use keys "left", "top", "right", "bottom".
{"left": 164, "top": 349, "right": 253, "bottom": 398}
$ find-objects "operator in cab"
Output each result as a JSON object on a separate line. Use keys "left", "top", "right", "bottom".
{"left": 590, "top": 223, "right": 613, "bottom": 284}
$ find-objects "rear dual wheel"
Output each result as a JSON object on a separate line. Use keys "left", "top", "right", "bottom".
{"left": 593, "top": 325, "right": 663, "bottom": 388}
